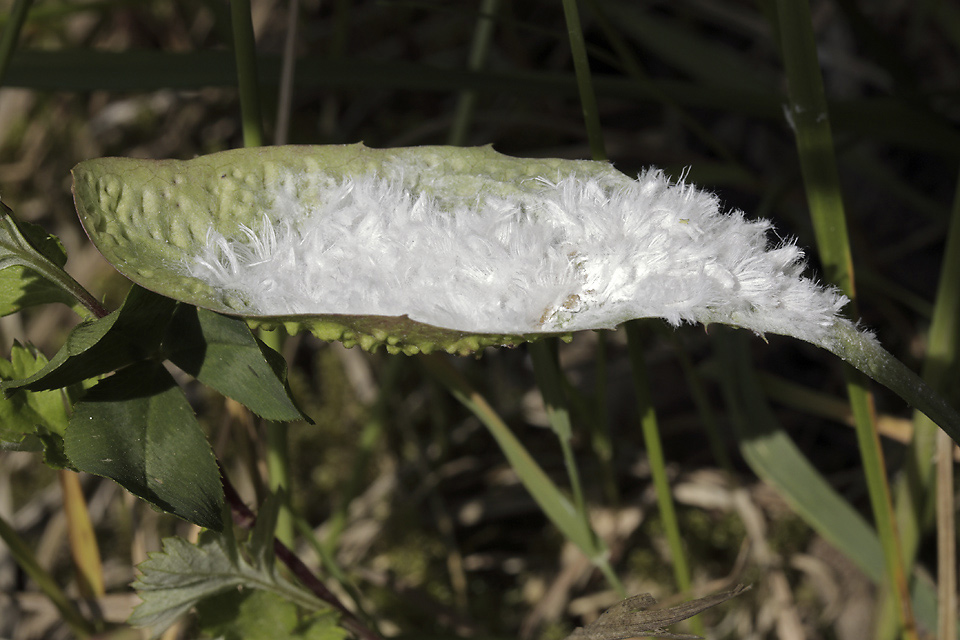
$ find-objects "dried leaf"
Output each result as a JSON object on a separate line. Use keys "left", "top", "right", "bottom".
{"left": 565, "top": 585, "right": 750, "bottom": 640}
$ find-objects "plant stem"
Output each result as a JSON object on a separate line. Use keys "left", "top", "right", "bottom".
{"left": 220, "top": 468, "right": 382, "bottom": 640}
{"left": 274, "top": 0, "right": 300, "bottom": 146}
{"left": 258, "top": 330, "right": 295, "bottom": 547}
{"left": 229, "top": 0, "right": 295, "bottom": 547}
{"left": 932, "top": 168, "right": 960, "bottom": 640}
{"left": 0, "top": 512, "right": 95, "bottom": 638}
{"left": 58, "top": 470, "right": 104, "bottom": 600}
{"left": 529, "top": 340, "right": 590, "bottom": 537}
{"left": 590, "top": 332, "right": 619, "bottom": 506}
{"left": 773, "top": 1, "right": 916, "bottom": 637}
{"left": 556, "top": 0, "right": 607, "bottom": 552}
{"left": 0, "top": 0, "right": 32, "bottom": 86}
{"left": 322, "top": 355, "right": 401, "bottom": 556}
{"left": 230, "top": 0, "right": 264, "bottom": 148}
{"left": 295, "top": 515, "right": 382, "bottom": 635}
{"left": 560, "top": 0, "right": 605, "bottom": 160}
{"left": 447, "top": 0, "right": 500, "bottom": 146}
{"left": 936, "top": 427, "right": 956, "bottom": 640}
{"left": 625, "top": 321, "right": 700, "bottom": 635}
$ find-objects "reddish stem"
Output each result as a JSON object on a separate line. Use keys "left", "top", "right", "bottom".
{"left": 220, "top": 468, "right": 382, "bottom": 640}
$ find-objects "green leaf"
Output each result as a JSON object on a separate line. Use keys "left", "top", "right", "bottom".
{"left": 196, "top": 590, "right": 347, "bottom": 640}
{"left": 165, "top": 306, "right": 308, "bottom": 422}
{"left": 0, "top": 200, "right": 77, "bottom": 316}
{"left": 0, "top": 342, "right": 71, "bottom": 466}
{"left": 3, "top": 284, "right": 177, "bottom": 394}
{"left": 64, "top": 361, "right": 223, "bottom": 531}
{"left": 130, "top": 496, "right": 328, "bottom": 637}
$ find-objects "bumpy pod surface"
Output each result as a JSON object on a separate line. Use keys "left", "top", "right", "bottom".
{"left": 73, "top": 144, "right": 855, "bottom": 355}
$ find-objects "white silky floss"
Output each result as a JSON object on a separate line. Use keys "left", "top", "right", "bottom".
{"left": 188, "top": 162, "right": 857, "bottom": 348}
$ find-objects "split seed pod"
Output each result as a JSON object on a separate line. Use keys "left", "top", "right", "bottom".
{"left": 71, "top": 144, "right": 960, "bottom": 442}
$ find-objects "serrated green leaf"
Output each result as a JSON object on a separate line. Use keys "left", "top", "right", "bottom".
{"left": 0, "top": 343, "right": 71, "bottom": 466}
{"left": 64, "top": 361, "right": 223, "bottom": 531}
{"left": 0, "top": 200, "right": 77, "bottom": 317}
{"left": 164, "top": 306, "right": 307, "bottom": 422}
{"left": 196, "top": 590, "right": 346, "bottom": 640}
{"left": 3, "top": 284, "right": 177, "bottom": 394}
{"left": 130, "top": 509, "right": 327, "bottom": 637}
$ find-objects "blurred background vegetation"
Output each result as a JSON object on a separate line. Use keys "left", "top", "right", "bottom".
{"left": 0, "top": 0, "right": 958, "bottom": 638}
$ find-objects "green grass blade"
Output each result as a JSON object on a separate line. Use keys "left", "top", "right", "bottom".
{"left": 589, "top": 332, "right": 619, "bottom": 505}
{"left": 584, "top": 0, "right": 745, "bottom": 171}
{"left": 664, "top": 330, "right": 735, "bottom": 476}
{"left": 930, "top": 170, "right": 960, "bottom": 640}
{"left": 0, "top": 513, "right": 95, "bottom": 638}
{"left": 897, "top": 165, "right": 960, "bottom": 562}
{"left": 528, "top": 339, "right": 627, "bottom": 604}
{"left": 294, "top": 515, "right": 382, "bottom": 637}
{"left": 560, "top": 0, "right": 605, "bottom": 160}
{"left": 227, "top": 0, "right": 295, "bottom": 549}
{"left": 715, "top": 328, "right": 948, "bottom": 637}
{"left": 58, "top": 470, "right": 105, "bottom": 600}
{"left": 421, "top": 354, "right": 607, "bottom": 565}
{"left": 230, "top": 0, "right": 264, "bottom": 148}
{"left": 321, "top": 355, "right": 402, "bottom": 556}
{"left": 715, "top": 329, "right": 882, "bottom": 581}
{"left": 625, "top": 321, "right": 697, "bottom": 633}
{"left": 447, "top": 0, "right": 500, "bottom": 146}
{"left": 0, "top": 0, "right": 31, "bottom": 86}
{"left": 774, "top": 0, "right": 917, "bottom": 635}
{"left": 562, "top": 0, "right": 691, "bottom": 609}
{"left": 557, "top": 0, "right": 630, "bottom": 598}
{"left": 905, "top": 168, "right": 960, "bottom": 640}
{"left": 529, "top": 341, "right": 589, "bottom": 527}
{"left": 556, "top": 0, "right": 622, "bottom": 524}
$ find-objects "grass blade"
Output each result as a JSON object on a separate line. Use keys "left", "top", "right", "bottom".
{"left": 0, "top": 512, "right": 95, "bottom": 638}
{"left": 715, "top": 329, "right": 884, "bottom": 582}
{"left": 714, "top": 328, "right": 948, "bottom": 636}
{"left": 773, "top": 0, "right": 917, "bottom": 635}
{"left": 421, "top": 354, "right": 611, "bottom": 570}
{"left": 58, "top": 470, "right": 104, "bottom": 600}
{"left": 625, "top": 321, "right": 699, "bottom": 633}
{"left": 557, "top": 0, "right": 629, "bottom": 596}
{"left": 930, "top": 170, "right": 960, "bottom": 640}
{"left": 447, "top": 0, "right": 501, "bottom": 146}
{"left": 0, "top": 0, "right": 31, "bottom": 86}
{"left": 560, "top": 0, "right": 605, "bottom": 160}
{"left": 230, "top": 0, "right": 264, "bottom": 148}
{"left": 529, "top": 341, "right": 591, "bottom": 537}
